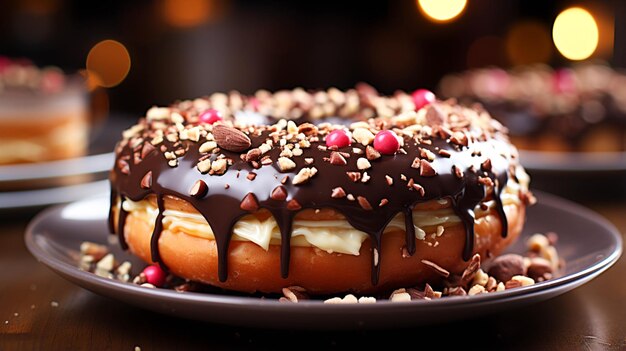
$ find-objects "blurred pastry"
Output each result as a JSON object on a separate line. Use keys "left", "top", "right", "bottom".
{"left": 439, "top": 63, "right": 626, "bottom": 153}
{"left": 0, "top": 57, "right": 88, "bottom": 165}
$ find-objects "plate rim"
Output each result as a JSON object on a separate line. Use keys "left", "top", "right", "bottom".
{"left": 519, "top": 150, "right": 626, "bottom": 172}
{"left": 0, "top": 152, "right": 114, "bottom": 183}
{"left": 24, "top": 191, "right": 623, "bottom": 311}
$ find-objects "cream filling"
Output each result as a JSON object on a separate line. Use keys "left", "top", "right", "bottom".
{"left": 122, "top": 168, "right": 527, "bottom": 256}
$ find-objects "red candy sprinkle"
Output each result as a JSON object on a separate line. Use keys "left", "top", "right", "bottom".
{"left": 325, "top": 129, "right": 351, "bottom": 148}
{"left": 373, "top": 130, "right": 400, "bottom": 155}
{"left": 199, "top": 109, "right": 223, "bottom": 124}
{"left": 142, "top": 264, "right": 166, "bottom": 287}
{"left": 411, "top": 89, "right": 436, "bottom": 110}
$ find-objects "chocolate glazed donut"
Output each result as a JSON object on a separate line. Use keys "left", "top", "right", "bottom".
{"left": 109, "top": 86, "right": 534, "bottom": 294}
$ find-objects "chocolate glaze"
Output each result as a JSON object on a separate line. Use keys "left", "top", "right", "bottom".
{"left": 109, "top": 120, "right": 513, "bottom": 286}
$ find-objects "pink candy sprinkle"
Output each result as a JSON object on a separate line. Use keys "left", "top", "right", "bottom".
{"left": 411, "top": 89, "right": 436, "bottom": 110}
{"left": 325, "top": 129, "right": 351, "bottom": 148}
{"left": 373, "top": 130, "right": 400, "bottom": 155}
{"left": 199, "top": 109, "right": 223, "bottom": 124}
{"left": 142, "top": 264, "right": 166, "bottom": 287}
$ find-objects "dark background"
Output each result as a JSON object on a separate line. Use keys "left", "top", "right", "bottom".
{"left": 0, "top": 0, "right": 623, "bottom": 115}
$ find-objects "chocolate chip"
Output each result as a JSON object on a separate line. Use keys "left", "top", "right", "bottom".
{"left": 357, "top": 196, "right": 372, "bottom": 210}
{"left": 331, "top": 187, "right": 346, "bottom": 199}
{"left": 240, "top": 193, "right": 259, "bottom": 212}
{"left": 419, "top": 159, "right": 437, "bottom": 177}
{"left": 287, "top": 199, "right": 302, "bottom": 211}
{"left": 270, "top": 186, "right": 288, "bottom": 201}
{"left": 141, "top": 142, "right": 156, "bottom": 159}
{"left": 481, "top": 158, "right": 492, "bottom": 171}
{"left": 189, "top": 179, "right": 208, "bottom": 198}
{"left": 488, "top": 254, "right": 525, "bottom": 282}
{"left": 453, "top": 165, "right": 464, "bottom": 179}
{"left": 140, "top": 171, "right": 152, "bottom": 189}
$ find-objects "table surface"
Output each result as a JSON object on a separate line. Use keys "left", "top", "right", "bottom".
{"left": 1, "top": 197, "right": 625, "bottom": 351}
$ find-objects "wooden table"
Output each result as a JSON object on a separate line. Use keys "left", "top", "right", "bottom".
{"left": 1, "top": 199, "right": 624, "bottom": 351}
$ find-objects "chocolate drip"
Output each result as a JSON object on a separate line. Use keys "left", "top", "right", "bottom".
{"left": 109, "top": 125, "right": 515, "bottom": 287}
{"left": 268, "top": 209, "right": 294, "bottom": 279}
{"left": 493, "top": 179, "right": 509, "bottom": 238}
{"left": 117, "top": 197, "right": 129, "bottom": 250}
{"left": 404, "top": 207, "right": 416, "bottom": 256}
{"left": 150, "top": 195, "right": 167, "bottom": 270}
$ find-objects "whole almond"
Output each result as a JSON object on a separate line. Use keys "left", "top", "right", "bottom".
{"left": 212, "top": 124, "right": 251, "bottom": 152}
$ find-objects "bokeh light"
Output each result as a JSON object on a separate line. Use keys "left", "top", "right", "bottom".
{"left": 553, "top": 7, "right": 599, "bottom": 61}
{"left": 86, "top": 40, "right": 131, "bottom": 88}
{"left": 506, "top": 21, "right": 552, "bottom": 65}
{"left": 417, "top": 0, "right": 467, "bottom": 23}
{"left": 161, "top": 0, "right": 212, "bottom": 28}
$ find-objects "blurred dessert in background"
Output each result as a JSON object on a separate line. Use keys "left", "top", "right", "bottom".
{"left": 439, "top": 63, "right": 626, "bottom": 153}
{"left": 0, "top": 57, "right": 88, "bottom": 165}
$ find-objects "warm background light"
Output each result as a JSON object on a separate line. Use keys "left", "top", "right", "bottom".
{"left": 552, "top": 7, "right": 599, "bottom": 61}
{"left": 506, "top": 21, "right": 552, "bottom": 65}
{"left": 417, "top": 0, "right": 467, "bottom": 23}
{"left": 86, "top": 39, "right": 131, "bottom": 88}
{"left": 161, "top": 0, "right": 212, "bottom": 28}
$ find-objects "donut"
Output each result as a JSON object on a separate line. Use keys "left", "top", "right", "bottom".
{"left": 0, "top": 58, "right": 88, "bottom": 165}
{"left": 109, "top": 86, "right": 534, "bottom": 294}
{"left": 438, "top": 63, "right": 626, "bottom": 153}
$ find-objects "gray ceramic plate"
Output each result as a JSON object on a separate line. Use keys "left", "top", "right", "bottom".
{"left": 25, "top": 192, "right": 622, "bottom": 330}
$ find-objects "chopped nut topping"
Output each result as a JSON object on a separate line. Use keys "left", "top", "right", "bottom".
{"left": 419, "top": 159, "right": 437, "bottom": 177}
{"left": 197, "top": 159, "right": 211, "bottom": 174}
{"left": 329, "top": 151, "right": 347, "bottom": 165}
{"left": 277, "top": 157, "right": 296, "bottom": 172}
{"left": 352, "top": 128, "right": 375, "bottom": 146}
{"left": 357, "top": 196, "right": 373, "bottom": 210}
{"left": 356, "top": 157, "right": 371, "bottom": 170}
{"left": 365, "top": 145, "right": 381, "bottom": 160}
{"left": 189, "top": 179, "right": 209, "bottom": 198}
{"left": 292, "top": 167, "right": 318, "bottom": 185}
{"left": 331, "top": 187, "right": 346, "bottom": 198}
{"left": 421, "top": 259, "right": 450, "bottom": 278}
{"left": 346, "top": 172, "right": 361, "bottom": 182}
{"left": 211, "top": 158, "right": 228, "bottom": 174}
{"left": 385, "top": 175, "right": 394, "bottom": 186}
